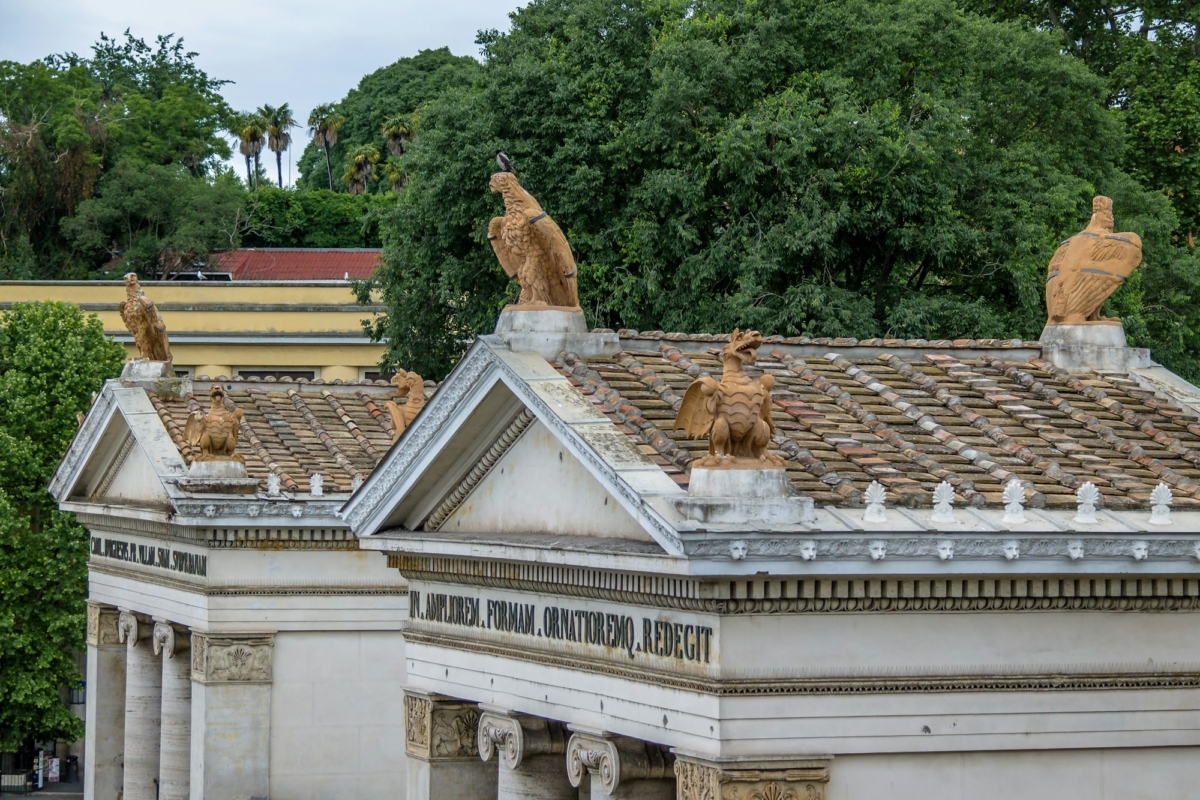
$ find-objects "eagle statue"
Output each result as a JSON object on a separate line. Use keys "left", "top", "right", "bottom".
{"left": 184, "top": 386, "right": 245, "bottom": 462}
{"left": 1045, "top": 196, "right": 1142, "bottom": 326}
{"left": 118, "top": 273, "right": 171, "bottom": 361}
{"left": 487, "top": 171, "right": 579, "bottom": 309}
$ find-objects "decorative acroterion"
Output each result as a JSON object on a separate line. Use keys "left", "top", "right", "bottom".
{"left": 266, "top": 472, "right": 281, "bottom": 496}
{"left": 1074, "top": 482, "right": 1100, "bottom": 525}
{"left": 384, "top": 370, "right": 426, "bottom": 442}
{"left": 674, "top": 329, "right": 783, "bottom": 469}
{"left": 488, "top": 170, "right": 580, "bottom": 309}
{"left": 1149, "top": 482, "right": 1173, "bottom": 525}
{"left": 310, "top": 473, "right": 324, "bottom": 497}
{"left": 1002, "top": 480, "right": 1026, "bottom": 525}
{"left": 931, "top": 481, "right": 956, "bottom": 523}
{"left": 863, "top": 481, "right": 887, "bottom": 523}
{"left": 184, "top": 386, "right": 245, "bottom": 462}
{"left": 1045, "top": 196, "right": 1142, "bottom": 327}
{"left": 119, "top": 273, "right": 171, "bottom": 361}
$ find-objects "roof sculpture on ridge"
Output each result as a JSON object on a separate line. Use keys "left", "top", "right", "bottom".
{"left": 184, "top": 386, "right": 245, "bottom": 462}
{"left": 384, "top": 369, "right": 426, "bottom": 442}
{"left": 488, "top": 170, "right": 579, "bottom": 310}
{"left": 119, "top": 272, "right": 171, "bottom": 361}
{"left": 1045, "top": 196, "right": 1142, "bottom": 327}
{"left": 673, "top": 329, "right": 784, "bottom": 469}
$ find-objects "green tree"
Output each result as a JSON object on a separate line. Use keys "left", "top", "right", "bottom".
{"left": 343, "top": 144, "right": 381, "bottom": 195}
{"left": 260, "top": 103, "right": 297, "bottom": 189}
{"left": 363, "top": 0, "right": 1183, "bottom": 378}
{"left": 0, "top": 301, "right": 124, "bottom": 750}
{"left": 307, "top": 104, "right": 345, "bottom": 191}
{"left": 237, "top": 113, "right": 266, "bottom": 190}
{"left": 296, "top": 49, "right": 478, "bottom": 190}
{"left": 239, "top": 187, "right": 398, "bottom": 248}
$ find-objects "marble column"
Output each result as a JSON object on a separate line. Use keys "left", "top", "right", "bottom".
{"left": 477, "top": 709, "right": 574, "bottom": 800}
{"left": 153, "top": 620, "right": 190, "bottom": 800}
{"left": 673, "top": 754, "right": 831, "bottom": 800}
{"left": 189, "top": 632, "right": 274, "bottom": 800}
{"left": 118, "top": 611, "right": 161, "bottom": 800}
{"left": 404, "top": 691, "right": 497, "bottom": 800}
{"left": 567, "top": 731, "right": 675, "bottom": 800}
{"left": 84, "top": 603, "right": 125, "bottom": 800}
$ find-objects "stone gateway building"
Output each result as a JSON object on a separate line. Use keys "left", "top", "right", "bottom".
{"left": 55, "top": 195, "right": 1200, "bottom": 800}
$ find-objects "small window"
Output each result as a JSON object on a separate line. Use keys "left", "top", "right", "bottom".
{"left": 362, "top": 371, "right": 395, "bottom": 382}
{"left": 235, "top": 370, "right": 317, "bottom": 381}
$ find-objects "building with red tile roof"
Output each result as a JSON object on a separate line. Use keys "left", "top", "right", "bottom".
{"left": 210, "top": 248, "right": 382, "bottom": 281}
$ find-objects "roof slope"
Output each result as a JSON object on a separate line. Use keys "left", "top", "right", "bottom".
{"left": 148, "top": 378, "right": 429, "bottom": 493}
{"left": 558, "top": 343, "right": 1200, "bottom": 511}
{"left": 212, "top": 249, "right": 382, "bottom": 281}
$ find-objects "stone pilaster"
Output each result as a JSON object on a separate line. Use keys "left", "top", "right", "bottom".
{"left": 118, "top": 611, "right": 161, "bottom": 800}
{"left": 404, "top": 691, "right": 497, "bottom": 800}
{"left": 189, "top": 631, "right": 274, "bottom": 800}
{"left": 477, "top": 709, "right": 573, "bottom": 800}
{"left": 152, "top": 620, "right": 190, "bottom": 800}
{"left": 84, "top": 602, "right": 125, "bottom": 800}
{"left": 672, "top": 755, "right": 831, "bottom": 800}
{"left": 567, "top": 730, "right": 675, "bottom": 799}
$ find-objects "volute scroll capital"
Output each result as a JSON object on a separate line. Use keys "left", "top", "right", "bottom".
{"left": 477, "top": 710, "right": 565, "bottom": 770}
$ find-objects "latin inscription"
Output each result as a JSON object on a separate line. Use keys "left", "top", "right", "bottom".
{"left": 90, "top": 536, "right": 207, "bottom": 577}
{"left": 409, "top": 590, "right": 713, "bottom": 665}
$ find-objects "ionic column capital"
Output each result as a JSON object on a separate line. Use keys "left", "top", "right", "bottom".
{"left": 86, "top": 601, "right": 122, "bottom": 647}
{"left": 673, "top": 754, "right": 831, "bottom": 800}
{"left": 152, "top": 619, "right": 189, "bottom": 659}
{"left": 404, "top": 690, "right": 481, "bottom": 762}
{"left": 477, "top": 709, "right": 566, "bottom": 770}
{"left": 566, "top": 730, "right": 673, "bottom": 795}
{"left": 117, "top": 609, "right": 143, "bottom": 648}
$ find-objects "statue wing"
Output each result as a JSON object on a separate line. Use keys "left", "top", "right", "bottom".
{"left": 760, "top": 373, "right": 776, "bottom": 436}
{"left": 674, "top": 379, "right": 718, "bottom": 439}
{"left": 488, "top": 217, "right": 520, "bottom": 278}
{"left": 183, "top": 411, "right": 205, "bottom": 446}
{"left": 1089, "top": 234, "right": 1142, "bottom": 273}
{"left": 527, "top": 212, "right": 576, "bottom": 279}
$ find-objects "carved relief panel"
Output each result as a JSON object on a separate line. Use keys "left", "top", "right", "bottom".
{"left": 675, "top": 757, "right": 830, "bottom": 800}
{"left": 86, "top": 602, "right": 122, "bottom": 647}
{"left": 404, "top": 692, "right": 481, "bottom": 761}
{"left": 190, "top": 632, "right": 274, "bottom": 683}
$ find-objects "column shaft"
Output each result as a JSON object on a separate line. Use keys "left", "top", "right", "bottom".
{"left": 84, "top": 604, "right": 125, "bottom": 800}
{"left": 500, "top": 753, "right": 577, "bottom": 800}
{"left": 120, "top": 613, "right": 162, "bottom": 800}
{"left": 155, "top": 622, "right": 191, "bottom": 800}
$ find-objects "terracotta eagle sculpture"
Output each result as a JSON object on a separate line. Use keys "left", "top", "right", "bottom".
{"left": 487, "top": 171, "right": 579, "bottom": 309}
{"left": 1045, "top": 196, "right": 1142, "bottom": 326}
{"left": 184, "top": 386, "right": 245, "bottom": 462}
{"left": 118, "top": 273, "right": 171, "bottom": 361}
{"left": 384, "top": 369, "right": 426, "bottom": 442}
{"left": 673, "top": 329, "right": 784, "bottom": 469}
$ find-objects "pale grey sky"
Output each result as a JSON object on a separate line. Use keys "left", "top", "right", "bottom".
{"left": 1, "top": 0, "right": 518, "bottom": 182}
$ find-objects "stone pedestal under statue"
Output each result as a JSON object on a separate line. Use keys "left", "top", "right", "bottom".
{"left": 1040, "top": 322, "right": 1151, "bottom": 372}
{"left": 492, "top": 308, "right": 619, "bottom": 359}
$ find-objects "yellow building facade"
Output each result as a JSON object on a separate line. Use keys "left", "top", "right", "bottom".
{"left": 0, "top": 280, "right": 386, "bottom": 382}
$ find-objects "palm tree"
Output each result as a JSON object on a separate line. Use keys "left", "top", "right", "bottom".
{"left": 237, "top": 113, "right": 266, "bottom": 190}
{"left": 307, "top": 103, "right": 345, "bottom": 190}
{"left": 342, "top": 144, "right": 380, "bottom": 195}
{"left": 228, "top": 113, "right": 253, "bottom": 186}
{"left": 259, "top": 103, "right": 297, "bottom": 188}
{"left": 380, "top": 114, "right": 415, "bottom": 158}
{"left": 383, "top": 162, "right": 407, "bottom": 192}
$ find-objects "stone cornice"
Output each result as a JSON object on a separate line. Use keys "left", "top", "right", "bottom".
{"left": 404, "top": 628, "right": 1200, "bottom": 696}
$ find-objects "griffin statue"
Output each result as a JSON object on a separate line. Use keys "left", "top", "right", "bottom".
{"left": 184, "top": 386, "right": 245, "bottom": 462}
{"left": 1045, "top": 196, "right": 1142, "bottom": 326}
{"left": 384, "top": 369, "right": 426, "bottom": 442}
{"left": 487, "top": 171, "right": 579, "bottom": 309}
{"left": 674, "top": 329, "right": 784, "bottom": 469}
{"left": 119, "top": 273, "right": 171, "bottom": 361}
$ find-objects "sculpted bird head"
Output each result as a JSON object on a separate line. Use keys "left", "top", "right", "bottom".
{"left": 1088, "top": 195, "right": 1114, "bottom": 234}
{"left": 489, "top": 171, "right": 520, "bottom": 195}
{"left": 723, "top": 328, "right": 764, "bottom": 366}
{"left": 124, "top": 272, "right": 141, "bottom": 297}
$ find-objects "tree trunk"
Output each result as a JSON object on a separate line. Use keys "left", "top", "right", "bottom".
{"left": 276, "top": 150, "right": 284, "bottom": 188}
{"left": 244, "top": 155, "right": 253, "bottom": 187}
{"left": 253, "top": 153, "right": 261, "bottom": 190}
{"left": 324, "top": 143, "right": 333, "bottom": 190}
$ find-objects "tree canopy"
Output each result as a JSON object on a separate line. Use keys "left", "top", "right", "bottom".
{"left": 0, "top": 302, "right": 124, "bottom": 750}
{"left": 362, "top": 0, "right": 1199, "bottom": 379}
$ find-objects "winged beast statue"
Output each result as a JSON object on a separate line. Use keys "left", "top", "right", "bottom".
{"left": 184, "top": 386, "right": 245, "bottom": 462}
{"left": 673, "top": 329, "right": 784, "bottom": 469}
{"left": 1045, "top": 196, "right": 1142, "bottom": 326}
{"left": 119, "top": 273, "right": 171, "bottom": 362}
{"left": 384, "top": 369, "right": 426, "bottom": 442}
{"left": 487, "top": 171, "right": 579, "bottom": 309}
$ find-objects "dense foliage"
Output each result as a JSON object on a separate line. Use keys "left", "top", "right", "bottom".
{"left": 296, "top": 48, "right": 480, "bottom": 191}
{"left": 362, "top": 0, "right": 1198, "bottom": 379}
{"left": 0, "top": 302, "right": 124, "bottom": 749}
{"left": 240, "top": 188, "right": 398, "bottom": 248}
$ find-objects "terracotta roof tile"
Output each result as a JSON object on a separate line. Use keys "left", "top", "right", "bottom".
{"left": 210, "top": 248, "right": 381, "bottom": 281}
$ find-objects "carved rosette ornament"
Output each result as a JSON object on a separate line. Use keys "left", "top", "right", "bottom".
{"left": 189, "top": 632, "right": 273, "bottom": 683}
{"left": 117, "top": 610, "right": 139, "bottom": 647}
{"left": 87, "top": 602, "right": 122, "bottom": 647}
{"left": 477, "top": 710, "right": 566, "bottom": 770}
{"left": 404, "top": 691, "right": 482, "bottom": 761}
{"left": 566, "top": 731, "right": 673, "bottom": 795}
{"left": 674, "top": 755, "right": 830, "bottom": 800}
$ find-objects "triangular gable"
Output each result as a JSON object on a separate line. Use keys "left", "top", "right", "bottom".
{"left": 50, "top": 383, "right": 188, "bottom": 507}
{"left": 342, "top": 337, "right": 686, "bottom": 555}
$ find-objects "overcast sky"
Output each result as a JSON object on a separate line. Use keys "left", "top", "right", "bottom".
{"left": 1, "top": 0, "right": 518, "bottom": 182}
